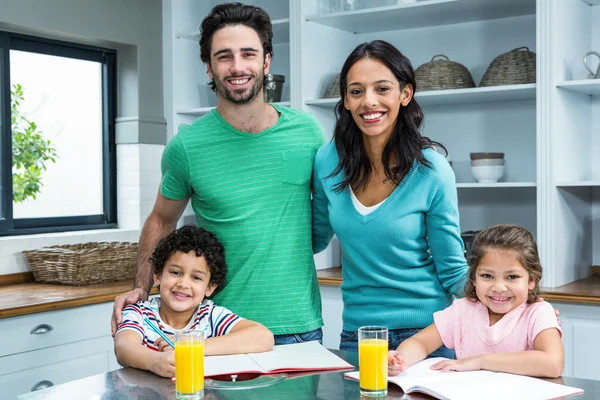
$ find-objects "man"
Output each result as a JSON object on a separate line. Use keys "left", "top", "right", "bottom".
{"left": 112, "top": 2, "right": 325, "bottom": 344}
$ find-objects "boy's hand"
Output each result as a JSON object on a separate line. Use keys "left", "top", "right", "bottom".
{"left": 388, "top": 350, "right": 406, "bottom": 375}
{"left": 150, "top": 349, "right": 175, "bottom": 378}
{"left": 155, "top": 335, "right": 175, "bottom": 352}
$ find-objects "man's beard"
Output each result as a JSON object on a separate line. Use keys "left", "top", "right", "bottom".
{"left": 214, "top": 71, "right": 265, "bottom": 105}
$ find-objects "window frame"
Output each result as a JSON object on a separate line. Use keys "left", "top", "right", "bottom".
{"left": 0, "top": 31, "right": 117, "bottom": 236}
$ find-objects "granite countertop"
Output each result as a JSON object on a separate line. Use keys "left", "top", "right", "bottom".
{"left": 316, "top": 267, "right": 600, "bottom": 305}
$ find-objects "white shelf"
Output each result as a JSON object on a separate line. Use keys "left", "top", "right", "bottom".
{"left": 581, "top": 0, "right": 600, "bottom": 5}
{"left": 556, "top": 80, "right": 600, "bottom": 96}
{"left": 176, "top": 101, "right": 291, "bottom": 116}
{"left": 305, "top": 84, "right": 536, "bottom": 107}
{"left": 176, "top": 18, "right": 289, "bottom": 44}
{"left": 305, "top": 0, "right": 535, "bottom": 33}
{"left": 457, "top": 182, "right": 536, "bottom": 188}
{"left": 556, "top": 181, "right": 600, "bottom": 187}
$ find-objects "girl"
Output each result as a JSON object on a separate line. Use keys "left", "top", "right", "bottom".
{"left": 388, "top": 224, "right": 564, "bottom": 378}
{"left": 312, "top": 40, "right": 467, "bottom": 355}
{"left": 114, "top": 225, "right": 274, "bottom": 378}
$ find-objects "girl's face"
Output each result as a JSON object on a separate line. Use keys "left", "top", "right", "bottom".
{"left": 474, "top": 249, "right": 535, "bottom": 325}
{"left": 343, "top": 58, "right": 413, "bottom": 142}
{"left": 155, "top": 250, "right": 216, "bottom": 318}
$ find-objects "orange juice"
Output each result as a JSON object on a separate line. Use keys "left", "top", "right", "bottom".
{"left": 359, "top": 338, "right": 388, "bottom": 391}
{"left": 175, "top": 340, "right": 204, "bottom": 394}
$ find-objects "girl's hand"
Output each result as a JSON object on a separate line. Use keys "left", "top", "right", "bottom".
{"left": 388, "top": 350, "right": 406, "bottom": 375}
{"left": 431, "top": 356, "right": 483, "bottom": 372}
{"left": 150, "top": 349, "right": 175, "bottom": 378}
{"left": 155, "top": 335, "right": 175, "bottom": 352}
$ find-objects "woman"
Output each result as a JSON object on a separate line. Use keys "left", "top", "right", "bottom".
{"left": 312, "top": 40, "right": 467, "bottom": 356}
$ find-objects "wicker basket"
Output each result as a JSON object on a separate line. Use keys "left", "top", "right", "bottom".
{"left": 324, "top": 74, "right": 341, "bottom": 99}
{"left": 23, "top": 242, "right": 138, "bottom": 286}
{"left": 415, "top": 54, "right": 475, "bottom": 92}
{"left": 479, "top": 47, "right": 536, "bottom": 87}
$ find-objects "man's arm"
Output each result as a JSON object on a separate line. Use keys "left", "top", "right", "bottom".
{"left": 111, "top": 190, "right": 189, "bottom": 335}
{"left": 134, "top": 191, "right": 189, "bottom": 293}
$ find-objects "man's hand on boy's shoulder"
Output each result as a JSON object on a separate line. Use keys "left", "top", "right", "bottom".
{"left": 155, "top": 336, "right": 176, "bottom": 352}
{"left": 111, "top": 288, "right": 149, "bottom": 337}
{"left": 150, "top": 349, "right": 175, "bottom": 378}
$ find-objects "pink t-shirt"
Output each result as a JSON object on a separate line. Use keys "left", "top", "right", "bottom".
{"left": 433, "top": 298, "right": 562, "bottom": 359}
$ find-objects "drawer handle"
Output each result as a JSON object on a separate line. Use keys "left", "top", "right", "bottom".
{"left": 31, "top": 380, "right": 54, "bottom": 391}
{"left": 30, "top": 324, "right": 54, "bottom": 335}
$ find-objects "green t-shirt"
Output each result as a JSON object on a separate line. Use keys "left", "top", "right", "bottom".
{"left": 160, "top": 104, "right": 325, "bottom": 335}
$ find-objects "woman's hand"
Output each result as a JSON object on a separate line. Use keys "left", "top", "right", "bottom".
{"left": 155, "top": 335, "right": 175, "bottom": 352}
{"left": 431, "top": 356, "right": 483, "bottom": 372}
{"left": 388, "top": 350, "right": 406, "bottom": 376}
{"left": 150, "top": 349, "right": 175, "bottom": 378}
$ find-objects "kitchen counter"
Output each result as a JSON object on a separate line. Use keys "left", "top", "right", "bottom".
{"left": 317, "top": 267, "right": 600, "bottom": 305}
{"left": 16, "top": 350, "right": 600, "bottom": 400}
{"left": 0, "top": 272, "right": 159, "bottom": 319}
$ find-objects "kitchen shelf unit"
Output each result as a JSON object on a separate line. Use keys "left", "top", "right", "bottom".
{"left": 300, "top": 0, "right": 538, "bottom": 243}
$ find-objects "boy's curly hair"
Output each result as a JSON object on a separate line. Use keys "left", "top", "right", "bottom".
{"left": 150, "top": 225, "right": 227, "bottom": 289}
{"left": 464, "top": 224, "right": 542, "bottom": 304}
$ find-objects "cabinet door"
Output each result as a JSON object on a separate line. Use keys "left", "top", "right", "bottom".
{"left": 0, "top": 302, "right": 113, "bottom": 357}
{"left": 0, "top": 336, "right": 113, "bottom": 400}
{"left": 320, "top": 285, "right": 343, "bottom": 350}
{"left": 549, "top": 302, "right": 600, "bottom": 380}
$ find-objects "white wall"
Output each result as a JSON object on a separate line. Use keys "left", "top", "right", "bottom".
{"left": 0, "top": 0, "right": 166, "bottom": 275}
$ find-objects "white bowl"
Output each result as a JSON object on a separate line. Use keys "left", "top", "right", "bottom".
{"left": 471, "top": 159, "right": 505, "bottom": 167}
{"left": 471, "top": 165, "right": 505, "bottom": 183}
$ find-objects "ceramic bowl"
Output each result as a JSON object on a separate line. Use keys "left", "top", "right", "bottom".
{"left": 471, "top": 159, "right": 505, "bottom": 166}
{"left": 470, "top": 152, "right": 505, "bottom": 161}
{"left": 471, "top": 165, "right": 505, "bottom": 183}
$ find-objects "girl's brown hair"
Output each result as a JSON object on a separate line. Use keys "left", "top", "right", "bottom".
{"left": 464, "top": 224, "right": 542, "bottom": 304}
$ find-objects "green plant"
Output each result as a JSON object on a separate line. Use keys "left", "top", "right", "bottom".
{"left": 11, "top": 83, "right": 58, "bottom": 203}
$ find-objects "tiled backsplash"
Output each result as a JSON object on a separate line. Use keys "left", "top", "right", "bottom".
{"left": 0, "top": 143, "right": 163, "bottom": 275}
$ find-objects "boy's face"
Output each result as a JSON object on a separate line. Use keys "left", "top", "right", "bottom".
{"left": 155, "top": 250, "right": 216, "bottom": 316}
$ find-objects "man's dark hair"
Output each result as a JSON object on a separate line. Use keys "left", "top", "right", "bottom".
{"left": 150, "top": 225, "right": 227, "bottom": 289}
{"left": 199, "top": 2, "right": 273, "bottom": 91}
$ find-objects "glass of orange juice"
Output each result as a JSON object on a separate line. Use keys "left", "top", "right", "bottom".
{"left": 358, "top": 326, "right": 388, "bottom": 397}
{"left": 174, "top": 330, "right": 205, "bottom": 400}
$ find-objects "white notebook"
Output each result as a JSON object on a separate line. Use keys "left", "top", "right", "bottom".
{"left": 344, "top": 358, "right": 584, "bottom": 400}
{"left": 204, "top": 341, "right": 354, "bottom": 377}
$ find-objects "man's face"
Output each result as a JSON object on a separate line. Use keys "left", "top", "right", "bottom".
{"left": 207, "top": 24, "right": 271, "bottom": 105}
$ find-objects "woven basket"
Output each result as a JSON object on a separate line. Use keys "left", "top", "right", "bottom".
{"left": 479, "top": 47, "right": 536, "bottom": 87}
{"left": 415, "top": 54, "right": 475, "bottom": 92}
{"left": 324, "top": 74, "right": 341, "bottom": 99}
{"left": 23, "top": 242, "right": 138, "bottom": 286}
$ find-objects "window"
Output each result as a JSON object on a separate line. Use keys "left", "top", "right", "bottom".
{"left": 0, "top": 31, "right": 117, "bottom": 235}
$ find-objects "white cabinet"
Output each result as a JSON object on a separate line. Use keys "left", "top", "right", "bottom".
{"left": 549, "top": 302, "right": 600, "bottom": 380}
{"left": 0, "top": 302, "right": 118, "bottom": 400}
{"left": 320, "top": 284, "right": 343, "bottom": 350}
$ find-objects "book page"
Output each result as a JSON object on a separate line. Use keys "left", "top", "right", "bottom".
{"left": 411, "top": 372, "right": 583, "bottom": 400}
{"left": 205, "top": 353, "right": 264, "bottom": 377}
{"left": 347, "top": 358, "right": 584, "bottom": 400}
{"left": 248, "top": 341, "right": 354, "bottom": 373}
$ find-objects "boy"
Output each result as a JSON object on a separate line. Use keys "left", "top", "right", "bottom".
{"left": 114, "top": 225, "right": 274, "bottom": 378}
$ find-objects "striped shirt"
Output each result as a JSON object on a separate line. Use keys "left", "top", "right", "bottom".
{"left": 116, "top": 298, "right": 241, "bottom": 350}
{"left": 160, "top": 105, "right": 325, "bottom": 335}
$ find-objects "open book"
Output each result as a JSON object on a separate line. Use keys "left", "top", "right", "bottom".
{"left": 205, "top": 341, "right": 354, "bottom": 377}
{"left": 345, "top": 358, "right": 584, "bottom": 400}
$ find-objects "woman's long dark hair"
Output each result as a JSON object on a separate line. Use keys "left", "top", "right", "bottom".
{"left": 329, "top": 40, "right": 445, "bottom": 192}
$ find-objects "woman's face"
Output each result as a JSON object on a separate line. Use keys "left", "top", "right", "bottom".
{"left": 343, "top": 57, "right": 413, "bottom": 142}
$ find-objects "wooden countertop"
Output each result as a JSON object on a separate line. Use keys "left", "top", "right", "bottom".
{"left": 1, "top": 266, "right": 598, "bottom": 319}
{"left": 317, "top": 267, "right": 600, "bottom": 305}
{"left": 0, "top": 273, "right": 159, "bottom": 319}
